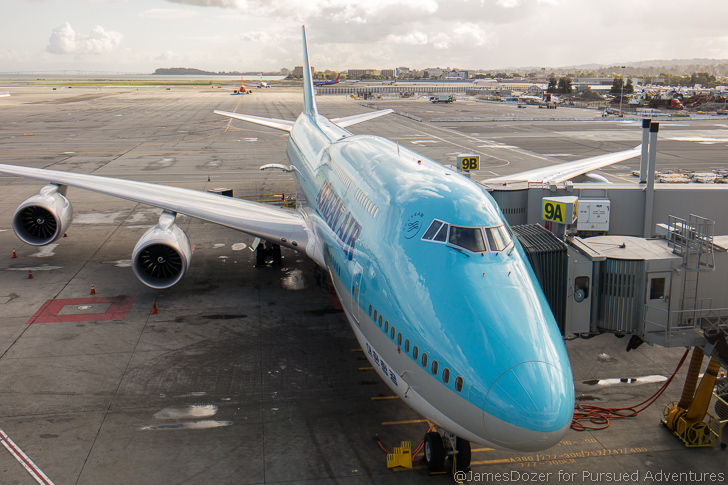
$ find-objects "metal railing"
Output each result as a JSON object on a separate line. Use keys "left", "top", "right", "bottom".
{"left": 643, "top": 302, "right": 728, "bottom": 348}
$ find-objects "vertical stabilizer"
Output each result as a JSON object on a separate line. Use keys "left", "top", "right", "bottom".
{"left": 301, "top": 26, "right": 318, "bottom": 117}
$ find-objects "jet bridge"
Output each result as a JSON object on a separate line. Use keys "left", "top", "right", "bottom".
{"left": 513, "top": 217, "right": 728, "bottom": 370}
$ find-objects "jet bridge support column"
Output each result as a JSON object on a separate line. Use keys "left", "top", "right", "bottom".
{"left": 639, "top": 119, "right": 651, "bottom": 183}
{"left": 643, "top": 122, "right": 659, "bottom": 238}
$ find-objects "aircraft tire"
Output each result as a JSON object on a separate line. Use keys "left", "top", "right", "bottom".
{"left": 424, "top": 432, "right": 445, "bottom": 472}
{"left": 455, "top": 438, "right": 471, "bottom": 469}
{"left": 256, "top": 245, "right": 266, "bottom": 266}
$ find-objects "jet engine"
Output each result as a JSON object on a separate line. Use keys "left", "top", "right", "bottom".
{"left": 13, "top": 184, "right": 73, "bottom": 246}
{"left": 132, "top": 211, "right": 191, "bottom": 289}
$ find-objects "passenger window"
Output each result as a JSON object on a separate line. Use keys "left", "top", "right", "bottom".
{"left": 443, "top": 368, "right": 450, "bottom": 384}
{"left": 384, "top": 320, "right": 389, "bottom": 333}
{"left": 373, "top": 310, "right": 378, "bottom": 322}
{"left": 431, "top": 360, "right": 438, "bottom": 376}
{"left": 422, "top": 352, "right": 428, "bottom": 367}
{"left": 369, "top": 305, "right": 372, "bottom": 317}
{"left": 413, "top": 345, "right": 419, "bottom": 360}
{"left": 455, "top": 376, "right": 463, "bottom": 393}
{"left": 379, "top": 315, "right": 383, "bottom": 328}
{"left": 390, "top": 326, "right": 395, "bottom": 340}
{"left": 397, "top": 333, "right": 402, "bottom": 346}
{"left": 449, "top": 226, "right": 486, "bottom": 252}
{"left": 422, "top": 220, "right": 443, "bottom": 240}
{"left": 404, "top": 338, "right": 409, "bottom": 352}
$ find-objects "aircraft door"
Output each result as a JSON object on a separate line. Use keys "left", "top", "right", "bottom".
{"left": 645, "top": 271, "right": 672, "bottom": 328}
{"left": 352, "top": 263, "right": 363, "bottom": 325}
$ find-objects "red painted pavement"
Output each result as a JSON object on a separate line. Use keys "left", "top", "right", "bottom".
{"left": 27, "top": 296, "right": 137, "bottom": 325}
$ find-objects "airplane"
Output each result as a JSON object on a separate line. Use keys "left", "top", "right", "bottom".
{"left": 313, "top": 73, "right": 340, "bottom": 86}
{"left": 235, "top": 76, "right": 253, "bottom": 94}
{"left": 0, "top": 27, "right": 643, "bottom": 473}
{"left": 258, "top": 81, "right": 270, "bottom": 88}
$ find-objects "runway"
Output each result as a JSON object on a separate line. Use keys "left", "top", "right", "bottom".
{"left": 0, "top": 86, "right": 726, "bottom": 484}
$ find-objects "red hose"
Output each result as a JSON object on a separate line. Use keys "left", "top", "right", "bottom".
{"left": 571, "top": 348, "right": 690, "bottom": 431}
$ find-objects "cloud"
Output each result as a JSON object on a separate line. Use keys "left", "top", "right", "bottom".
{"left": 140, "top": 9, "right": 200, "bottom": 19}
{"left": 165, "top": 0, "right": 238, "bottom": 7}
{"left": 46, "top": 23, "right": 123, "bottom": 55}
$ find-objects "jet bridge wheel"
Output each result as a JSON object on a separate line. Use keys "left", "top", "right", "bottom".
{"left": 424, "top": 432, "right": 445, "bottom": 472}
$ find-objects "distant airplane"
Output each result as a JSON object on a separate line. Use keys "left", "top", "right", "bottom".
{"left": 258, "top": 81, "right": 270, "bottom": 88}
{"left": 313, "top": 73, "right": 340, "bottom": 86}
{"left": 236, "top": 77, "right": 253, "bottom": 94}
{"left": 0, "top": 26, "right": 642, "bottom": 472}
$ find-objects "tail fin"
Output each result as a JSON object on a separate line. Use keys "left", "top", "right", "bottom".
{"left": 301, "top": 26, "right": 318, "bottom": 117}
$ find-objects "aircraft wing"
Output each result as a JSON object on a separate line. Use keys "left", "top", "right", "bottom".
{"left": 331, "top": 109, "right": 393, "bottom": 128}
{"left": 0, "top": 163, "right": 310, "bottom": 249}
{"left": 484, "top": 145, "right": 642, "bottom": 184}
{"left": 215, "top": 110, "right": 294, "bottom": 132}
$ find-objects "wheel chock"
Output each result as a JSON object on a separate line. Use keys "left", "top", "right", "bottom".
{"left": 386, "top": 441, "right": 412, "bottom": 469}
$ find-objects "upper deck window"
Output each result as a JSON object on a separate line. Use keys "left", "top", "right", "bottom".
{"left": 421, "top": 219, "right": 512, "bottom": 253}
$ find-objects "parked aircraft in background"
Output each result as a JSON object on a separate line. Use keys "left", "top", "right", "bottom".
{"left": 313, "top": 73, "right": 340, "bottom": 86}
{"left": 0, "top": 27, "right": 643, "bottom": 473}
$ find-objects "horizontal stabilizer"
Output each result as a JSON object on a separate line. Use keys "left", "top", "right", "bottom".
{"left": 332, "top": 109, "right": 393, "bottom": 128}
{"left": 214, "top": 110, "right": 294, "bottom": 132}
{"left": 486, "top": 145, "right": 642, "bottom": 184}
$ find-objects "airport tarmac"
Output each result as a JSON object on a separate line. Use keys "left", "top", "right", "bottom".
{"left": 0, "top": 86, "right": 726, "bottom": 484}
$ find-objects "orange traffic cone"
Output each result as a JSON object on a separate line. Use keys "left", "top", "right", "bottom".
{"left": 12, "top": 248, "right": 17, "bottom": 258}
{"left": 90, "top": 283, "right": 96, "bottom": 295}
{"left": 151, "top": 301, "right": 158, "bottom": 315}
{"left": 207, "top": 175, "right": 211, "bottom": 182}
{"left": 64, "top": 233, "right": 68, "bottom": 238}
{"left": 28, "top": 270, "right": 34, "bottom": 279}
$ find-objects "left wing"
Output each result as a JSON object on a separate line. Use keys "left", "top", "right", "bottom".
{"left": 484, "top": 145, "right": 642, "bottom": 184}
{"left": 0, "top": 163, "right": 310, "bottom": 251}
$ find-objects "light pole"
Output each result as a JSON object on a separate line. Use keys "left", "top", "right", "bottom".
{"left": 619, "top": 66, "right": 626, "bottom": 116}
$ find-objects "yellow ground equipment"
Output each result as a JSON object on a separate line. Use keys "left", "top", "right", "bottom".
{"left": 662, "top": 347, "right": 723, "bottom": 447}
{"left": 386, "top": 441, "right": 412, "bottom": 469}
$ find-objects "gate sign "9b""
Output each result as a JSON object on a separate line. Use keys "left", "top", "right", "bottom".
{"left": 542, "top": 196, "right": 578, "bottom": 224}
{"left": 458, "top": 155, "right": 479, "bottom": 171}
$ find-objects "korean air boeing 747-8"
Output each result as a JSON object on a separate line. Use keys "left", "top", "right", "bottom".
{"left": 0, "top": 27, "right": 642, "bottom": 472}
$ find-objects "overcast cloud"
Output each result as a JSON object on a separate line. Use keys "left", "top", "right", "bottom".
{"left": 2, "top": 0, "right": 727, "bottom": 73}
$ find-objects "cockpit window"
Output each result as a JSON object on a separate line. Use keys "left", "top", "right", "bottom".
{"left": 486, "top": 225, "right": 511, "bottom": 252}
{"left": 422, "top": 220, "right": 443, "bottom": 240}
{"left": 448, "top": 226, "right": 486, "bottom": 252}
{"left": 433, "top": 223, "right": 449, "bottom": 242}
{"left": 421, "top": 219, "right": 512, "bottom": 253}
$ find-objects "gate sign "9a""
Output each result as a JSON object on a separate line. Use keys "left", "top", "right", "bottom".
{"left": 458, "top": 155, "right": 479, "bottom": 171}
{"left": 542, "top": 196, "right": 578, "bottom": 224}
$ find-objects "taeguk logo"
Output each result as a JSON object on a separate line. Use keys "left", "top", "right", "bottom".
{"left": 404, "top": 212, "right": 424, "bottom": 239}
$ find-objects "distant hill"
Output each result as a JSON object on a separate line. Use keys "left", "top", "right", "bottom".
{"left": 153, "top": 68, "right": 243, "bottom": 76}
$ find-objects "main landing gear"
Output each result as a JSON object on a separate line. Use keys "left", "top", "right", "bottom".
{"left": 423, "top": 428, "right": 471, "bottom": 473}
{"left": 255, "top": 241, "right": 282, "bottom": 266}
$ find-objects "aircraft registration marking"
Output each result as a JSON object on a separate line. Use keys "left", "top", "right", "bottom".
{"left": 365, "top": 341, "right": 399, "bottom": 387}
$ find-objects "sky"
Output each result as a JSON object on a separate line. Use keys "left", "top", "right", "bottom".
{"left": 3, "top": 0, "right": 728, "bottom": 74}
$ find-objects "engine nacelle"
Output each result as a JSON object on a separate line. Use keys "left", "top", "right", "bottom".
{"left": 13, "top": 185, "right": 73, "bottom": 246}
{"left": 132, "top": 212, "right": 192, "bottom": 289}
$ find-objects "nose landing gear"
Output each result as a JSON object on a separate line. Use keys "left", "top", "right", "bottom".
{"left": 423, "top": 429, "right": 471, "bottom": 473}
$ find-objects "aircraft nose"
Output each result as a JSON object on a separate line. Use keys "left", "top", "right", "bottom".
{"left": 483, "top": 361, "right": 573, "bottom": 450}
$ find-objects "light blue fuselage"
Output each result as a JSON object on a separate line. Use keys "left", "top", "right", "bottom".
{"left": 288, "top": 112, "right": 574, "bottom": 451}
